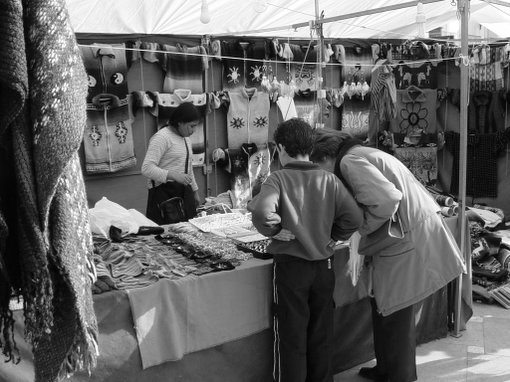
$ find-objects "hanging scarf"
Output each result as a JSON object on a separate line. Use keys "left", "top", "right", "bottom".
{"left": 1, "top": 0, "right": 98, "bottom": 380}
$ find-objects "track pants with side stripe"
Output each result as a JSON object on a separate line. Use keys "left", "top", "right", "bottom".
{"left": 272, "top": 255, "right": 335, "bottom": 382}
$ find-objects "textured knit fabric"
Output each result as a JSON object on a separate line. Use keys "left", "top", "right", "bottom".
{"left": 289, "top": 63, "right": 320, "bottom": 92}
{"left": 444, "top": 131, "right": 502, "bottom": 198}
{"left": 131, "top": 41, "right": 165, "bottom": 64}
{"left": 339, "top": 45, "right": 374, "bottom": 140}
{"left": 141, "top": 126, "right": 198, "bottom": 192}
{"left": 340, "top": 44, "right": 373, "bottom": 84}
{"left": 469, "top": 45, "right": 504, "bottom": 92}
{"left": 247, "top": 145, "right": 271, "bottom": 196}
{"left": 162, "top": 43, "right": 208, "bottom": 93}
{"left": 487, "top": 89, "right": 510, "bottom": 132}
{"left": 390, "top": 88, "right": 440, "bottom": 147}
{"left": 226, "top": 88, "right": 270, "bottom": 149}
{"left": 394, "top": 62, "right": 437, "bottom": 90}
{"left": 342, "top": 97, "right": 370, "bottom": 140}
{"left": 248, "top": 161, "right": 363, "bottom": 261}
{"left": 368, "top": 63, "right": 397, "bottom": 145}
{"left": 468, "top": 90, "right": 510, "bottom": 134}
{"left": 370, "top": 63, "right": 397, "bottom": 122}
{"left": 83, "top": 96, "right": 137, "bottom": 173}
{"left": 0, "top": 0, "right": 26, "bottom": 363}
{"left": 79, "top": 43, "right": 129, "bottom": 103}
{"left": 218, "top": 146, "right": 252, "bottom": 209}
{"left": 276, "top": 95, "right": 298, "bottom": 121}
{"left": 468, "top": 91, "right": 492, "bottom": 134}
{"left": 221, "top": 40, "right": 267, "bottom": 90}
{"left": 218, "top": 144, "right": 271, "bottom": 209}
{"left": 0, "top": 0, "right": 98, "bottom": 380}
{"left": 393, "top": 146, "right": 438, "bottom": 187}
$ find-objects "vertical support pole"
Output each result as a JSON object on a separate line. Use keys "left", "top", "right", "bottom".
{"left": 314, "top": 0, "right": 324, "bottom": 128}
{"left": 202, "top": 35, "right": 211, "bottom": 197}
{"left": 453, "top": 0, "right": 470, "bottom": 337}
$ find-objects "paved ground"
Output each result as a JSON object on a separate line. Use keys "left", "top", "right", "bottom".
{"left": 334, "top": 301, "right": 510, "bottom": 381}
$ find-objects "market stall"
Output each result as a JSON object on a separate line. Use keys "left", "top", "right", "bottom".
{"left": 3, "top": 1, "right": 510, "bottom": 381}
{"left": 0, "top": 216, "right": 471, "bottom": 382}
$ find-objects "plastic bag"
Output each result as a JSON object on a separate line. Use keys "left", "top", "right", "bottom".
{"left": 89, "top": 197, "right": 156, "bottom": 239}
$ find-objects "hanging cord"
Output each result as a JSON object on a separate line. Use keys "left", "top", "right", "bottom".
{"left": 76, "top": 43, "right": 467, "bottom": 72}
{"left": 139, "top": 52, "right": 149, "bottom": 151}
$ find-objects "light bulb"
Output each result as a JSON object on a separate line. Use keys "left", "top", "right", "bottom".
{"left": 416, "top": 2, "right": 426, "bottom": 38}
{"left": 253, "top": 0, "right": 267, "bottom": 13}
{"left": 416, "top": 2, "right": 426, "bottom": 23}
{"left": 200, "top": 0, "right": 211, "bottom": 24}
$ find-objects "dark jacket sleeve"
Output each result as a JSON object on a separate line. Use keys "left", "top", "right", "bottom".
{"left": 331, "top": 180, "right": 364, "bottom": 241}
{"left": 247, "top": 177, "right": 282, "bottom": 237}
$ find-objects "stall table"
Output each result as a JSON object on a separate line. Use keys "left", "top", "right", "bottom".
{"left": 0, "top": 217, "right": 471, "bottom": 382}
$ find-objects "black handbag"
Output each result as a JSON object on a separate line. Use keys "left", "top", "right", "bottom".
{"left": 159, "top": 197, "right": 187, "bottom": 224}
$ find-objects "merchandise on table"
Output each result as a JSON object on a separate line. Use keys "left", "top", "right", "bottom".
{"left": 188, "top": 212, "right": 252, "bottom": 232}
{"left": 236, "top": 239, "right": 272, "bottom": 259}
{"left": 91, "top": 228, "right": 253, "bottom": 293}
{"left": 162, "top": 229, "right": 253, "bottom": 263}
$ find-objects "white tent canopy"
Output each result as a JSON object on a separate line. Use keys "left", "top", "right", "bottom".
{"left": 66, "top": 0, "right": 510, "bottom": 39}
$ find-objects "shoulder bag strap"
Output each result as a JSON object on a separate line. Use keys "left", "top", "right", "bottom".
{"left": 184, "top": 138, "right": 190, "bottom": 175}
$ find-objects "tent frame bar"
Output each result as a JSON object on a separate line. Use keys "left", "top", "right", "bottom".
{"left": 482, "top": 0, "right": 510, "bottom": 7}
{"left": 213, "top": 0, "right": 444, "bottom": 37}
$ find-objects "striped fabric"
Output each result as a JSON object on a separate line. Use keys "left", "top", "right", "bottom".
{"left": 141, "top": 127, "right": 198, "bottom": 191}
{"left": 162, "top": 44, "right": 208, "bottom": 93}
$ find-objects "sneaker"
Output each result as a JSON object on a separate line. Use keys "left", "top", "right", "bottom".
{"left": 358, "top": 366, "right": 389, "bottom": 381}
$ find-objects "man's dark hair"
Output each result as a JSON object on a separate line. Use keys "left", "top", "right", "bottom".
{"left": 273, "top": 118, "right": 314, "bottom": 158}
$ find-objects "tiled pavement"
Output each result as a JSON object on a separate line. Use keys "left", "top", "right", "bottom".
{"left": 334, "top": 302, "right": 510, "bottom": 381}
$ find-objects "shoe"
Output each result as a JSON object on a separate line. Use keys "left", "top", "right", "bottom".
{"left": 358, "top": 366, "right": 388, "bottom": 381}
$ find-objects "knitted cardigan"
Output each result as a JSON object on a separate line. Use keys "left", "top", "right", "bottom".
{"left": 0, "top": 0, "right": 98, "bottom": 381}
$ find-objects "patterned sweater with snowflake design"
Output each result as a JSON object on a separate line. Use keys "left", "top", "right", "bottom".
{"left": 84, "top": 96, "right": 136, "bottom": 173}
{"left": 389, "top": 87, "right": 440, "bottom": 147}
{"left": 221, "top": 40, "right": 267, "bottom": 90}
{"left": 226, "top": 88, "right": 270, "bottom": 149}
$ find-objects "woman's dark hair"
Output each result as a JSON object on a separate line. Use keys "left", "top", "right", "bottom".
{"left": 310, "top": 128, "right": 354, "bottom": 163}
{"left": 168, "top": 102, "right": 200, "bottom": 126}
{"left": 273, "top": 118, "right": 314, "bottom": 157}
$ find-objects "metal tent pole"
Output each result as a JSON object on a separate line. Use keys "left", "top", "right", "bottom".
{"left": 213, "top": 0, "right": 444, "bottom": 38}
{"left": 315, "top": 0, "right": 324, "bottom": 128}
{"left": 452, "top": 0, "right": 470, "bottom": 338}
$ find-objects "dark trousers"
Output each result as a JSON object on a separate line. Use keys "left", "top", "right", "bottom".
{"left": 272, "top": 255, "right": 335, "bottom": 382}
{"left": 371, "top": 298, "right": 417, "bottom": 382}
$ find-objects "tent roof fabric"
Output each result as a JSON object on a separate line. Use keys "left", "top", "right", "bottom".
{"left": 66, "top": 0, "right": 510, "bottom": 39}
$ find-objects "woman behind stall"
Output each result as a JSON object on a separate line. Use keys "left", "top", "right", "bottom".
{"left": 310, "top": 129, "right": 465, "bottom": 382}
{"left": 141, "top": 102, "right": 201, "bottom": 224}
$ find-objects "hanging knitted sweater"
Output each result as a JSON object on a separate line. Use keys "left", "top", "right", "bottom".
{"left": 226, "top": 88, "right": 270, "bottom": 149}
{"left": 0, "top": 0, "right": 98, "bottom": 381}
